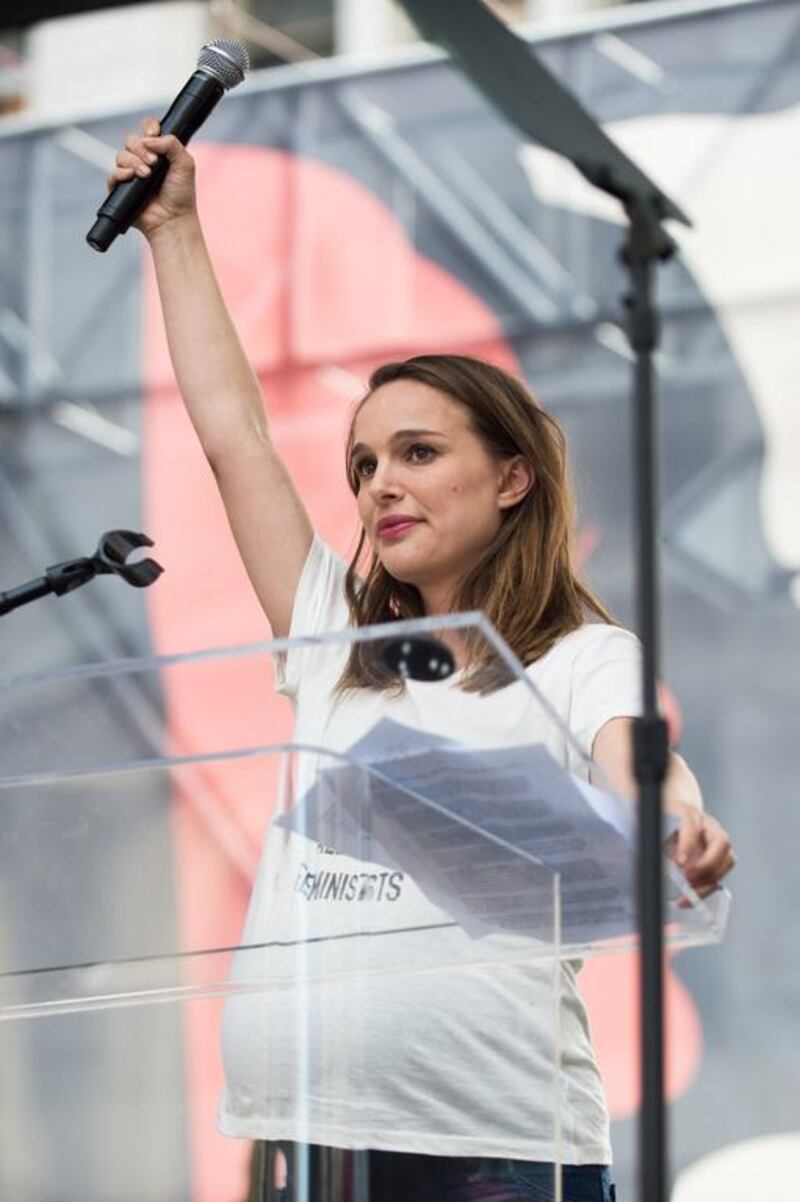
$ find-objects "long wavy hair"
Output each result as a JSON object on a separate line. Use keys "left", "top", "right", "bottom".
{"left": 336, "top": 354, "right": 615, "bottom": 694}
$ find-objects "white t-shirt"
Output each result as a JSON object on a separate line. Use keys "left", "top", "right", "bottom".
{"left": 217, "top": 536, "right": 641, "bottom": 1164}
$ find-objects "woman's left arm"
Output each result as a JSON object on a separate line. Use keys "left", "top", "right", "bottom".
{"left": 591, "top": 717, "right": 737, "bottom": 897}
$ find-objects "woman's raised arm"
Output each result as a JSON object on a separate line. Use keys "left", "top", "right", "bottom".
{"left": 109, "top": 116, "right": 313, "bottom": 636}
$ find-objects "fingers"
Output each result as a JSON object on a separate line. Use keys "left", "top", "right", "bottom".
{"left": 122, "top": 135, "right": 158, "bottom": 171}
{"left": 106, "top": 126, "right": 156, "bottom": 189}
{"left": 106, "top": 150, "right": 151, "bottom": 190}
{"left": 671, "top": 812, "right": 736, "bottom": 906}
{"left": 106, "top": 116, "right": 190, "bottom": 190}
{"left": 674, "top": 807, "right": 703, "bottom": 868}
{"left": 686, "top": 817, "right": 736, "bottom": 890}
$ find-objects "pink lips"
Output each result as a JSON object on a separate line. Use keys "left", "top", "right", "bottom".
{"left": 376, "top": 517, "right": 421, "bottom": 540}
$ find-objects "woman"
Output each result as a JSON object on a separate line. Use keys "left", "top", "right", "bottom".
{"left": 110, "top": 119, "right": 735, "bottom": 1202}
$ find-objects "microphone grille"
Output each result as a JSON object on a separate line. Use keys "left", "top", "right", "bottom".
{"left": 197, "top": 39, "right": 250, "bottom": 90}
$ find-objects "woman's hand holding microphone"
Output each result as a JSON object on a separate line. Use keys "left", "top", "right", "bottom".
{"left": 106, "top": 115, "right": 197, "bottom": 240}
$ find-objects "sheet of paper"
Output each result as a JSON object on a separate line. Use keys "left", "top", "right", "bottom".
{"left": 276, "top": 719, "right": 646, "bottom": 945}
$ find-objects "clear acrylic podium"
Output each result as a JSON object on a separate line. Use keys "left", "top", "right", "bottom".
{"left": 0, "top": 615, "right": 727, "bottom": 1202}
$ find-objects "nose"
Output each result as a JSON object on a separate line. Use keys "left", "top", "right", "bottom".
{"left": 366, "top": 457, "right": 404, "bottom": 500}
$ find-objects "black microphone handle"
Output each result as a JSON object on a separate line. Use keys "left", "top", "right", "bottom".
{"left": 87, "top": 71, "right": 224, "bottom": 253}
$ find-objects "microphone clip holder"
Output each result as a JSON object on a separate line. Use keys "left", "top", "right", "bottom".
{"left": 0, "top": 530, "right": 163, "bottom": 617}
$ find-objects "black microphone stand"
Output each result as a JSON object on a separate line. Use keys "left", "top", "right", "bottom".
{"left": 395, "top": 4, "right": 691, "bottom": 1199}
{"left": 0, "top": 530, "right": 163, "bottom": 617}
{"left": 621, "top": 197, "right": 676, "bottom": 1199}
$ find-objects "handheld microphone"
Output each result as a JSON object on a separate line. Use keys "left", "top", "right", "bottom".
{"left": 86, "top": 39, "right": 249, "bottom": 253}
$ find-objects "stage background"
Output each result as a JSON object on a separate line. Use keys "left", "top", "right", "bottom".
{"left": 1, "top": 0, "right": 798, "bottom": 1197}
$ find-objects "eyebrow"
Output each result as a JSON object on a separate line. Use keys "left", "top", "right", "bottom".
{"left": 350, "top": 429, "right": 445, "bottom": 457}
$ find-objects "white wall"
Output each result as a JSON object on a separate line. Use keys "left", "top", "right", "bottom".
{"left": 24, "top": 1, "right": 219, "bottom": 120}
{"left": 332, "top": 0, "right": 616, "bottom": 58}
{"left": 334, "top": 0, "right": 417, "bottom": 57}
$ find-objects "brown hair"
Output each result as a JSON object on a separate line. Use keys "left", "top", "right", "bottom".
{"left": 337, "top": 353, "right": 614, "bottom": 693}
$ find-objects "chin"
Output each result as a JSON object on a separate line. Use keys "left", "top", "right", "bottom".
{"left": 377, "top": 560, "right": 420, "bottom": 587}
{"left": 375, "top": 550, "right": 426, "bottom": 587}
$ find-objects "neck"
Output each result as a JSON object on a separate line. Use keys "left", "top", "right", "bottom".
{"left": 419, "top": 579, "right": 458, "bottom": 617}
{"left": 419, "top": 582, "right": 472, "bottom": 671}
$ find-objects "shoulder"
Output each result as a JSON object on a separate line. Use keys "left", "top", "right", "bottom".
{"left": 291, "top": 536, "right": 353, "bottom": 626}
{"left": 555, "top": 624, "right": 642, "bottom": 752}
{"left": 535, "top": 622, "right": 640, "bottom": 672}
{"left": 273, "top": 535, "right": 353, "bottom": 699}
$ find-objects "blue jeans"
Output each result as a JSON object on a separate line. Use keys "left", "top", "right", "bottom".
{"left": 269, "top": 1145, "right": 616, "bottom": 1202}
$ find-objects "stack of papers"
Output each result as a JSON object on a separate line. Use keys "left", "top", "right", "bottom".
{"left": 276, "top": 719, "right": 670, "bottom": 946}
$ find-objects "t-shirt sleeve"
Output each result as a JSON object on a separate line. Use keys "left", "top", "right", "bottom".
{"left": 272, "top": 534, "right": 351, "bottom": 700}
{"left": 568, "top": 625, "right": 642, "bottom": 756}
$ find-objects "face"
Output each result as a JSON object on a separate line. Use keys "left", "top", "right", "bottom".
{"left": 349, "top": 379, "right": 531, "bottom": 612}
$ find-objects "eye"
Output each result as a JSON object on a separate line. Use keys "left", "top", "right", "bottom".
{"left": 352, "top": 455, "right": 376, "bottom": 480}
{"left": 405, "top": 443, "right": 438, "bottom": 464}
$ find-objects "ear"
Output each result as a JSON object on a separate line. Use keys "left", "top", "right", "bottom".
{"left": 497, "top": 455, "right": 535, "bottom": 509}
